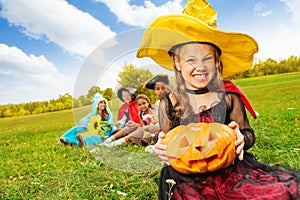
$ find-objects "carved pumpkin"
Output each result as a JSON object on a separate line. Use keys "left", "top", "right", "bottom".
{"left": 162, "top": 122, "right": 236, "bottom": 174}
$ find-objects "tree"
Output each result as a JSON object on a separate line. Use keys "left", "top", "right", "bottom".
{"left": 3, "top": 109, "right": 13, "bottom": 117}
{"left": 102, "top": 88, "right": 114, "bottom": 101}
{"left": 118, "top": 64, "right": 153, "bottom": 89}
{"left": 118, "top": 63, "right": 156, "bottom": 102}
{"left": 86, "top": 86, "right": 101, "bottom": 103}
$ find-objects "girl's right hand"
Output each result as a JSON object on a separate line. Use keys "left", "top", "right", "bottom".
{"left": 126, "top": 120, "right": 135, "bottom": 127}
{"left": 154, "top": 131, "right": 169, "bottom": 164}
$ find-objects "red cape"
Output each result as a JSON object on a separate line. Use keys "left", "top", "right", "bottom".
{"left": 117, "top": 101, "right": 141, "bottom": 124}
{"left": 129, "top": 100, "right": 140, "bottom": 123}
{"left": 118, "top": 103, "right": 128, "bottom": 121}
{"left": 223, "top": 80, "right": 257, "bottom": 119}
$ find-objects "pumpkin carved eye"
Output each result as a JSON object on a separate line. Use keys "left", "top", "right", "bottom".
{"left": 162, "top": 122, "right": 237, "bottom": 174}
{"left": 179, "top": 136, "right": 189, "bottom": 148}
{"left": 209, "top": 132, "right": 217, "bottom": 141}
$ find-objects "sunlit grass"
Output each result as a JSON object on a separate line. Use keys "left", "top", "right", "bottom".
{"left": 0, "top": 72, "right": 299, "bottom": 199}
{"left": 234, "top": 72, "right": 300, "bottom": 168}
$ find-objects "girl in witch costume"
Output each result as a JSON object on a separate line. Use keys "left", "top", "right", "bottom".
{"left": 137, "top": 0, "right": 300, "bottom": 199}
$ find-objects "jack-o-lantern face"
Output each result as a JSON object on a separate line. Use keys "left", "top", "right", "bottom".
{"left": 162, "top": 122, "right": 236, "bottom": 174}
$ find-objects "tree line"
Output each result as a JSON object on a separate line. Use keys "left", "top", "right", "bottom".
{"left": 0, "top": 64, "right": 155, "bottom": 118}
{"left": 0, "top": 86, "right": 116, "bottom": 118}
{"left": 233, "top": 55, "right": 300, "bottom": 79}
{"left": 1, "top": 55, "right": 299, "bottom": 118}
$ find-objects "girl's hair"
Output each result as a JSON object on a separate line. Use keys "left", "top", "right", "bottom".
{"left": 136, "top": 94, "right": 152, "bottom": 108}
{"left": 170, "top": 41, "right": 224, "bottom": 120}
{"left": 97, "top": 100, "right": 109, "bottom": 121}
{"left": 131, "top": 94, "right": 136, "bottom": 101}
{"left": 136, "top": 94, "right": 154, "bottom": 125}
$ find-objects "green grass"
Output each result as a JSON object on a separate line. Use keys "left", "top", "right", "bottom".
{"left": 233, "top": 72, "right": 300, "bottom": 167}
{"left": 0, "top": 109, "right": 162, "bottom": 199}
{"left": 0, "top": 72, "right": 299, "bottom": 199}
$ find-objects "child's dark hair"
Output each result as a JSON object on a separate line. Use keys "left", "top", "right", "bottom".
{"left": 97, "top": 100, "right": 109, "bottom": 121}
{"left": 136, "top": 94, "right": 152, "bottom": 108}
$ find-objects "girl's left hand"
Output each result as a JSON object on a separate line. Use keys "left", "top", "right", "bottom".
{"left": 228, "top": 121, "right": 244, "bottom": 160}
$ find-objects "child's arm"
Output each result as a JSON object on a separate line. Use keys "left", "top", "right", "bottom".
{"left": 228, "top": 121, "right": 245, "bottom": 161}
{"left": 227, "top": 93, "right": 256, "bottom": 150}
{"left": 157, "top": 93, "right": 179, "bottom": 134}
{"left": 154, "top": 93, "right": 179, "bottom": 162}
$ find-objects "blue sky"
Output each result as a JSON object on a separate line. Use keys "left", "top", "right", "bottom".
{"left": 0, "top": 0, "right": 299, "bottom": 105}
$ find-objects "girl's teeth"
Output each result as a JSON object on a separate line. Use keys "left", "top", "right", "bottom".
{"left": 194, "top": 74, "right": 206, "bottom": 79}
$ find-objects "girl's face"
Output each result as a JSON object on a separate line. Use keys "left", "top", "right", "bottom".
{"left": 154, "top": 82, "right": 166, "bottom": 98}
{"left": 174, "top": 43, "right": 217, "bottom": 90}
{"left": 122, "top": 91, "right": 132, "bottom": 103}
{"left": 137, "top": 98, "right": 149, "bottom": 112}
{"left": 98, "top": 100, "right": 106, "bottom": 111}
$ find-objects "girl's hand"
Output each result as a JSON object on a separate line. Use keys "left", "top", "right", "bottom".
{"left": 154, "top": 132, "right": 169, "bottom": 164}
{"left": 228, "top": 121, "right": 244, "bottom": 161}
{"left": 126, "top": 120, "right": 135, "bottom": 127}
{"left": 143, "top": 125, "right": 148, "bottom": 131}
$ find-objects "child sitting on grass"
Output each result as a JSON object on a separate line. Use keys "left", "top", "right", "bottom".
{"left": 102, "top": 94, "right": 160, "bottom": 147}
{"left": 60, "top": 93, "right": 116, "bottom": 147}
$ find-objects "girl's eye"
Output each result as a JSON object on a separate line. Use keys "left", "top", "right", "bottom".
{"left": 187, "top": 58, "right": 197, "bottom": 64}
{"left": 203, "top": 55, "right": 213, "bottom": 62}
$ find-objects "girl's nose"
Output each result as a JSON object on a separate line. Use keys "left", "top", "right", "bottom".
{"left": 193, "top": 61, "right": 206, "bottom": 71}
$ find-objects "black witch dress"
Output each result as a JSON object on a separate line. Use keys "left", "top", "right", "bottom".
{"left": 157, "top": 90, "right": 300, "bottom": 200}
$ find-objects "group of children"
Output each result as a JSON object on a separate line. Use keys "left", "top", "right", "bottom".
{"left": 60, "top": 0, "right": 300, "bottom": 198}
{"left": 59, "top": 74, "right": 169, "bottom": 150}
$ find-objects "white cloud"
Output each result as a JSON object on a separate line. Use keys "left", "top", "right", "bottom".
{"left": 0, "top": 44, "right": 74, "bottom": 104}
{"left": 0, "top": 44, "right": 57, "bottom": 77}
{"left": 246, "top": 1, "right": 300, "bottom": 60}
{"left": 0, "top": 0, "right": 116, "bottom": 57}
{"left": 280, "top": 0, "right": 300, "bottom": 25}
{"left": 95, "top": 0, "right": 184, "bottom": 27}
{"left": 253, "top": 2, "right": 272, "bottom": 17}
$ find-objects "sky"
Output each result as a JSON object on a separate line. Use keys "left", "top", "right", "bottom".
{"left": 0, "top": 0, "right": 299, "bottom": 105}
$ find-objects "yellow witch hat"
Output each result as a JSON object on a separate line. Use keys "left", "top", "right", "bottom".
{"left": 137, "top": 0, "right": 258, "bottom": 78}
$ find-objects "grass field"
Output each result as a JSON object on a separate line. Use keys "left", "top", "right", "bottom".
{"left": 0, "top": 72, "right": 299, "bottom": 199}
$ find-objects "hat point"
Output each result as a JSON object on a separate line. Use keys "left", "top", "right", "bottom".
{"left": 183, "top": 0, "right": 217, "bottom": 28}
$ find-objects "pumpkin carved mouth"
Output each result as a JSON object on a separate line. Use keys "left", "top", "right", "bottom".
{"left": 162, "top": 122, "right": 236, "bottom": 174}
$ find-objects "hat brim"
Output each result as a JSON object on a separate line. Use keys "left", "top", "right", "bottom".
{"left": 137, "top": 14, "right": 258, "bottom": 78}
{"left": 144, "top": 74, "right": 169, "bottom": 90}
{"left": 117, "top": 88, "right": 127, "bottom": 102}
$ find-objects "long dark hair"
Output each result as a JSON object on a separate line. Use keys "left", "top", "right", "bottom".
{"left": 97, "top": 100, "right": 109, "bottom": 121}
